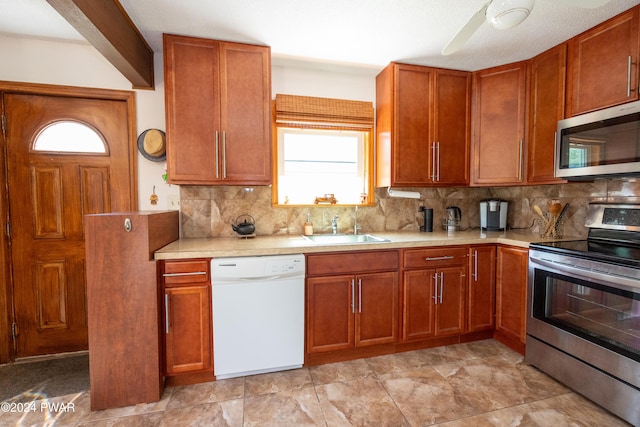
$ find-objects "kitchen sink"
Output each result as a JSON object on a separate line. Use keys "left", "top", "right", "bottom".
{"left": 301, "top": 233, "right": 390, "bottom": 244}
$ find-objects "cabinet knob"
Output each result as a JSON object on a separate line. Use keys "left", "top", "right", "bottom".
{"left": 124, "top": 218, "right": 132, "bottom": 232}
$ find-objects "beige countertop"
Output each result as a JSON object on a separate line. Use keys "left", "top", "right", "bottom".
{"left": 154, "top": 230, "right": 572, "bottom": 260}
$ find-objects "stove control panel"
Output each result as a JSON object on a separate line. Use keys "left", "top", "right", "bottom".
{"left": 586, "top": 203, "right": 640, "bottom": 231}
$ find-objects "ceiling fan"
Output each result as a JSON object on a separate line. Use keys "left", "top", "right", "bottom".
{"left": 441, "top": 0, "right": 612, "bottom": 55}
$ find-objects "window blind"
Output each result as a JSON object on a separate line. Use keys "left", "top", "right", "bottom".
{"left": 274, "top": 94, "right": 374, "bottom": 130}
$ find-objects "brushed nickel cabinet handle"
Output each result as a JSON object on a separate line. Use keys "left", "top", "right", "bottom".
{"left": 439, "top": 272, "right": 444, "bottom": 304}
{"left": 358, "top": 278, "right": 362, "bottom": 313}
{"left": 433, "top": 272, "right": 438, "bottom": 304}
{"left": 518, "top": 139, "right": 523, "bottom": 181}
{"left": 628, "top": 55, "right": 633, "bottom": 97}
{"left": 472, "top": 250, "right": 478, "bottom": 281}
{"left": 425, "top": 256, "right": 454, "bottom": 261}
{"left": 436, "top": 141, "right": 441, "bottom": 182}
{"left": 165, "top": 293, "right": 170, "bottom": 334}
{"left": 215, "top": 131, "right": 220, "bottom": 179}
{"left": 351, "top": 279, "right": 355, "bottom": 314}
{"left": 222, "top": 131, "right": 227, "bottom": 179}
{"left": 163, "top": 271, "right": 207, "bottom": 277}
{"left": 431, "top": 142, "right": 437, "bottom": 181}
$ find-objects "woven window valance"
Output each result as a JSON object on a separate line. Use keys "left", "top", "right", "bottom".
{"left": 275, "top": 94, "right": 374, "bottom": 130}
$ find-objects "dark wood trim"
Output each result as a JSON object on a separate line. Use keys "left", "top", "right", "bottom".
{"left": 46, "top": 0, "right": 154, "bottom": 89}
{"left": 0, "top": 94, "right": 12, "bottom": 364}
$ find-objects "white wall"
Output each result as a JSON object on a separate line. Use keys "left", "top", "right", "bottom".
{"left": 0, "top": 35, "right": 379, "bottom": 210}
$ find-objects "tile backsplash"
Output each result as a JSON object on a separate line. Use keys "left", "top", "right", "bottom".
{"left": 179, "top": 179, "right": 640, "bottom": 239}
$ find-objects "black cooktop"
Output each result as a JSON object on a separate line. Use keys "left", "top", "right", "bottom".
{"left": 531, "top": 233, "right": 640, "bottom": 269}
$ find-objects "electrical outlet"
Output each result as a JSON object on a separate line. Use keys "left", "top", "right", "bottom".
{"left": 167, "top": 195, "right": 180, "bottom": 210}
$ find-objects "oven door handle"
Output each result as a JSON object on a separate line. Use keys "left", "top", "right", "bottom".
{"left": 532, "top": 257, "right": 640, "bottom": 293}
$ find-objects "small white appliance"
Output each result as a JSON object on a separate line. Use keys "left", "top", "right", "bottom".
{"left": 480, "top": 199, "right": 508, "bottom": 231}
{"left": 211, "top": 254, "right": 305, "bottom": 379}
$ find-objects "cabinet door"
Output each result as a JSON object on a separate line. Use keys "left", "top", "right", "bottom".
{"left": 471, "top": 62, "right": 527, "bottom": 186}
{"left": 356, "top": 271, "right": 399, "bottom": 347}
{"left": 495, "top": 246, "right": 529, "bottom": 345}
{"left": 219, "top": 42, "right": 272, "bottom": 184}
{"left": 402, "top": 269, "right": 436, "bottom": 341}
{"left": 528, "top": 44, "right": 567, "bottom": 184}
{"left": 391, "top": 64, "right": 434, "bottom": 186}
{"left": 434, "top": 69, "right": 471, "bottom": 186}
{"left": 434, "top": 266, "right": 466, "bottom": 337}
{"left": 164, "top": 34, "right": 221, "bottom": 184}
{"left": 164, "top": 285, "right": 212, "bottom": 375}
{"left": 567, "top": 9, "right": 640, "bottom": 117}
{"left": 306, "top": 275, "right": 354, "bottom": 353}
{"left": 468, "top": 246, "right": 496, "bottom": 332}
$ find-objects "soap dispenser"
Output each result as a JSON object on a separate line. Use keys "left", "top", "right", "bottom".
{"left": 304, "top": 214, "right": 314, "bottom": 236}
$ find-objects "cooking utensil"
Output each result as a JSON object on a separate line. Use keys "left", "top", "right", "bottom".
{"left": 544, "top": 202, "right": 563, "bottom": 237}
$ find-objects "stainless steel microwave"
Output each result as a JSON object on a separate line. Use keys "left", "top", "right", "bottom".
{"left": 556, "top": 100, "right": 640, "bottom": 179}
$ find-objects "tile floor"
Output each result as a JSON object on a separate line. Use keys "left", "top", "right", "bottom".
{"left": 0, "top": 339, "right": 632, "bottom": 426}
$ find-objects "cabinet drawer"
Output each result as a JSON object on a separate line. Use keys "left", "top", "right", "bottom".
{"left": 403, "top": 247, "right": 467, "bottom": 268}
{"left": 306, "top": 250, "right": 399, "bottom": 276}
{"left": 162, "top": 259, "right": 210, "bottom": 285}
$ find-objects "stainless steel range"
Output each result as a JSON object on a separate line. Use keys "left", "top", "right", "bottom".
{"left": 527, "top": 203, "right": 640, "bottom": 426}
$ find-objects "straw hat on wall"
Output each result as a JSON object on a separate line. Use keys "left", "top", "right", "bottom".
{"left": 137, "top": 129, "right": 166, "bottom": 162}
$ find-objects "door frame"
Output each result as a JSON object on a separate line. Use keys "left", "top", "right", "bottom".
{"left": 0, "top": 81, "right": 138, "bottom": 363}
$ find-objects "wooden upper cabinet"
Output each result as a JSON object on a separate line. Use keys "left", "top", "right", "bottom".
{"left": 527, "top": 44, "right": 567, "bottom": 184}
{"left": 376, "top": 63, "right": 470, "bottom": 187}
{"left": 163, "top": 34, "right": 272, "bottom": 185}
{"left": 435, "top": 70, "right": 471, "bottom": 186}
{"left": 566, "top": 8, "right": 640, "bottom": 117}
{"left": 471, "top": 61, "right": 527, "bottom": 186}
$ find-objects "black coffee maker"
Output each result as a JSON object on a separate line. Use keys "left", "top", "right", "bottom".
{"left": 419, "top": 206, "right": 433, "bottom": 232}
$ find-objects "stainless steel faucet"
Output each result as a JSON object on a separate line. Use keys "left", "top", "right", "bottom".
{"left": 331, "top": 215, "right": 339, "bottom": 234}
{"left": 354, "top": 206, "right": 361, "bottom": 235}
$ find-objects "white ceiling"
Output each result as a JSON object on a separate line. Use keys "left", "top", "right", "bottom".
{"left": 1, "top": 0, "right": 640, "bottom": 72}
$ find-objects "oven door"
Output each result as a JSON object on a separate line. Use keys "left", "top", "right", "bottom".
{"left": 527, "top": 250, "right": 640, "bottom": 389}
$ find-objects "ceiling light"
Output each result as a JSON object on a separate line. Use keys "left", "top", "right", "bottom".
{"left": 486, "top": 0, "right": 535, "bottom": 30}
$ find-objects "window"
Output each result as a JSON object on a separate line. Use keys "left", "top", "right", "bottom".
{"left": 273, "top": 94, "right": 374, "bottom": 206}
{"left": 33, "top": 121, "right": 107, "bottom": 154}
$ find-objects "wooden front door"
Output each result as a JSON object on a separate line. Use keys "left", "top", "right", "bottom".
{"left": 4, "top": 90, "right": 136, "bottom": 358}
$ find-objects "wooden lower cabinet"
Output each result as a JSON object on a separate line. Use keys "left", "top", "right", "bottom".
{"left": 495, "top": 246, "right": 529, "bottom": 354}
{"left": 304, "top": 244, "right": 521, "bottom": 363}
{"left": 402, "top": 247, "right": 467, "bottom": 341}
{"left": 402, "top": 266, "right": 466, "bottom": 340}
{"left": 160, "top": 259, "right": 213, "bottom": 381}
{"left": 467, "top": 245, "right": 496, "bottom": 332}
{"left": 306, "top": 251, "right": 399, "bottom": 355}
{"left": 164, "top": 285, "right": 211, "bottom": 374}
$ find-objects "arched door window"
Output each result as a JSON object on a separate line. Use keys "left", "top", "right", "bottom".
{"left": 32, "top": 121, "right": 108, "bottom": 154}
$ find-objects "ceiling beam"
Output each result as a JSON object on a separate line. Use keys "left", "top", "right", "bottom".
{"left": 46, "top": 0, "right": 154, "bottom": 89}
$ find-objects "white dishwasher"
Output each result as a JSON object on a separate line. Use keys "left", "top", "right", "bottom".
{"left": 211, "top": 254, "right": 305, "bottom": 379}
